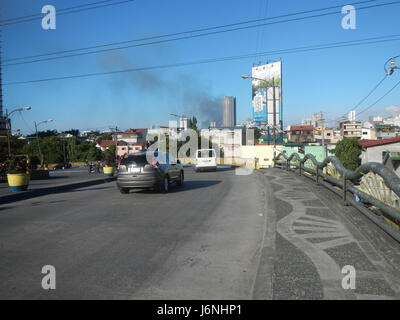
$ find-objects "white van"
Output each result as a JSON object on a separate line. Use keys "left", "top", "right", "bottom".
{"left": 195, "top": 149, "right": 217, "bottom": 172}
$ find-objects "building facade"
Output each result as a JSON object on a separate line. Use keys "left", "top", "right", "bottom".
{"left": 222, "top": 96, "right": 236, "bottom": 127}
{"left": 340, "top": 121, "right": 362, "bottom": 138}
{"left": 288, "top": 125, "right": 315, "bottom": 143}
{"left": 114, "top": 128, "right": 148, "bottom": 157}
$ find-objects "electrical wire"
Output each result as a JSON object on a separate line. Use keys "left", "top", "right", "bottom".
{"left": 2, "top": 0, "right": 390, "bottom": 65}
{"left": 357, "top": 78, "right": 400, "bottom": 117}
{"left": 4, "top": 35, "right": 400, "bottom": 86}
{"left": 0, "top": 0, "right": 136, "bottom": 27}
{"left": 325, "top": 74, "right": 388, "bottom": 123}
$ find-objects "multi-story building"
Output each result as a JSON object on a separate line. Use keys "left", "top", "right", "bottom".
{"left": 312, "top": 113, "right": 325, "bottom": 129}
{"left": 361, "top": 128, "right": 376, "bottom": 140}
{"left": 200, "top": 126, "right": 247, "bottom": 159}
{"left": 301, "top": 118, "right": 313, "bottom": 126}
{"left": 222, "top": 96, "right": 236, "bottom": 127}
{"left": 288, "top": 125, "right": 315, "bottom": 143}
{"left": 374, "top": 124, "right": 399, "bottom": 140}
{"left": 340, "top": 121, "right": 362, "bottom": 138}
{"left": 114, "top": 128, "right": 148, "bottom": 157}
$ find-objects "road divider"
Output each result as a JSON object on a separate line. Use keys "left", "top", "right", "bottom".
{"left": 0, "top": 176, "right": 116, "bottom": 205}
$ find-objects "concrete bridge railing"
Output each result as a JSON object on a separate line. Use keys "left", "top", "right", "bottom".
{"left": 274, "top": 152, "right": 400, "bottom": 242}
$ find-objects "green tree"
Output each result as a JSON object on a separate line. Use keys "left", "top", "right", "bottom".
{"left": 248, "top": 127, "right": 262, "bottom": 140}
{"left": 27, "top": 130, "right": 57, "bottom": 138}
{"left": 188, "top": 116, "right": 198, "bottom": 131}
{"left": 97, "top": 132, "right": 113, "bottom": 142}
{"left": 333, "top": 137, "right": 361, "bottom": 171}
{"left": 20, "top": 136, "right": 64, "bottom": 165}
{"left": 63, "top": 129, "right": 80, "bottom": 137}
{"left": 0, "top": 137, "right": 27, "bottom": 162}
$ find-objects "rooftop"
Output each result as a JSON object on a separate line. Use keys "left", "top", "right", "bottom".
{"left": 290, "top": 125, "right": 314, "bottom": 131}
{"left": 360, "top": 136, "right": 400, "bottom": 149}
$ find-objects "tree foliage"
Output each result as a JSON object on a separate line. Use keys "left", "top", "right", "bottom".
{"left": 18, "top": 137, "right": 102, "bottom": 164}
{"left": 333, "top": 137, "right": 361, "bottom": 171}
{"left": 188, "top": 116, "right": 198, "bottom": 131}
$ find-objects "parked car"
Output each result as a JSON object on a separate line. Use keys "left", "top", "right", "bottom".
{"left": 53, "top": 162, "right": 72, "bottom": 170}
{"left": 194, "top": 149, "right": 217, "bottom": 172}
{"left": 116, "top": 151, "right": 184, "bottom": 194}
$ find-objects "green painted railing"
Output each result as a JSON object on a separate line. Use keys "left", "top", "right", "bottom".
{"left": 274, "top": 152, "right": 400, "bottom": 242}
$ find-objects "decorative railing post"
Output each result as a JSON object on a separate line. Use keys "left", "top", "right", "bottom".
{"left": 286, "top": 159, "right": 289, "bottom": 171}
{"left": 299, "top": 161, "right": 302, "bottom": 176}
{"left": 316, "top": 166, "right": 319, "bottom": 184}
{"left": 342, "top": 174, "right": 347, "bottom": 206}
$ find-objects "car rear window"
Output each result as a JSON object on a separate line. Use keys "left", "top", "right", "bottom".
{"left": 120, "top": 155, "right": 149, "bottom": 166}
{"left": 197, "top": 150, "right": 215, "bottom": 158}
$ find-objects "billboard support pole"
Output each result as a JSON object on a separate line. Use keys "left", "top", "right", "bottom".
{"left": 272, "top": 77, "right": 276, "bottom": 161}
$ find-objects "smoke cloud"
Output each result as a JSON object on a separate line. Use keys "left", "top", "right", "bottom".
{"left": 182, "top": 89, "right": 222, "bottom": 128}
{"left": 98, "top": 52, "right": 223, "bottom": 129}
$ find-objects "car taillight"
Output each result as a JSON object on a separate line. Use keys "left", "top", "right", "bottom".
{"left": 152, "top": 156, "right": 159, "bottom": 168}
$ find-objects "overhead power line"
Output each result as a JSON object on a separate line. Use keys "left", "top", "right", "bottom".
{"left": 326, "top": 74, "right": 388, "bottom": 123}
{"left": 2, "top": 0, "right": 394, "bottom": 66}
{"left": 0, "top": 0, "right": 136, "bottom": 27}
{"left": 4, "top": 34, "right": 400, "bottom": 86}
{"left": 357, "top": 78, "right": 400, "bottom": 117}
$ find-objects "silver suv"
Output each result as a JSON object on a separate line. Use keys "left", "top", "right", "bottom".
{"left": 116, "top": 151, "right": 184, "bottom": 193}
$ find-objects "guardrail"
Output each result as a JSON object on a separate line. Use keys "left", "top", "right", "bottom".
{"left": 274, "top": 152, "right": 400, "bottom": 242}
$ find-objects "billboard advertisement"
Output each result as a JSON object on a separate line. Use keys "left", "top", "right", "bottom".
{"left": 252, "top": 61, "right": 282, "bottom": 127}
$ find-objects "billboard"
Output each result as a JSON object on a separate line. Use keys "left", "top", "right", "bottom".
{"left": 252, "top": 61, "right": 282, "bottom": 127}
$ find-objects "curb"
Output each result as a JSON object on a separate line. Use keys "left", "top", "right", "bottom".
{"left": 0, "top": 176, "right": 117, "bottom": 205}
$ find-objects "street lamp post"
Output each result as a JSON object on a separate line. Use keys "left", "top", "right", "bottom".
{"left": 34, "top": 119, "right": 53, "bottom": 167}
{"left": 5, "top": 107, "right": 31, "bottom": 156}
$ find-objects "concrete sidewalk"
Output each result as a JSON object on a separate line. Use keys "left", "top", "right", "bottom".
{"left": 0, "top": 170, "right": 116, "bottom": 205}
{"left": 253, "top": 168, "right": 400, "bottom": 300}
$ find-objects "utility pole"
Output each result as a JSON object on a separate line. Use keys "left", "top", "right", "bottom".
{"left": 6, "top": 109, "right": 11, "bottom": 156}
{"left": 386, "top": 57, "right": 400, "bottom": 75}
{"left": 319, "top": 111, "right": 327, "bottom": 160}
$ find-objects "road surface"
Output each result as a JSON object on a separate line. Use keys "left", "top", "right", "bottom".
{"left": 0, "top": 167, "right": 399, "bottom": 299}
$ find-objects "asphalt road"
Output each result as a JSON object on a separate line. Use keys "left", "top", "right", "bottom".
{"left": 0, "top": 166, "right": 266, "bottom": 299}
{"left": 0, "top": 167, "right": 399, "bottom": 299}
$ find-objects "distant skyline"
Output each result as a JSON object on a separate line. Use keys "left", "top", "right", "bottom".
{"left": 2, "top": 0, "right": 400, "bottom": 135}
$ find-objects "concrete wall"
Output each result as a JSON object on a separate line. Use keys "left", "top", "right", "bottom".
{"left": 361, "top": 142, "right": 400, "bottom": 164}
{"left": 240, "top": 145, "right": 281, "bottom": 168}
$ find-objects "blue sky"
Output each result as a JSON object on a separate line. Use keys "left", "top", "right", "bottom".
{"left": 2, "top": 0, "right": 400, "bottom": 134}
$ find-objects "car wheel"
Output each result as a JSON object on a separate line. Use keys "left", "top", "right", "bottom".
{"left": 119, "top": 188, "right": 129, "bottom": 194}
{"left": 176, "top": 171, "right": 184, "bottom": 186}
{"left": 160, "top": 176, "right": 169, "bottom": 193}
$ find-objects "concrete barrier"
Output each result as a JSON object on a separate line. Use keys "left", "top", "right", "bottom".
{"left": 0, "top": 176, "right": 116, "bottom": 205}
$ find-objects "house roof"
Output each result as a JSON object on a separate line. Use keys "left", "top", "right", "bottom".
{"left": 96, "top": 140, "right": 115, "bottom": 148}
{"left": 360, "top": 136, "right": 400, "bottom": 149}
{"left": 122, "top": 128, "right": 147, "bottom": 134}
{"left": 290, "top": 125, "right": 314, "bottom": 131}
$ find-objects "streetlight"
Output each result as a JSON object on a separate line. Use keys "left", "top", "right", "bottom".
{"left": 34, "top": 119, "right": 53, "bottom": 167}
{"left": 5, "top": 107, "right": 31, "bottom": 156}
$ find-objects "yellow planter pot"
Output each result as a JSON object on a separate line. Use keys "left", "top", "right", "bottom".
{"left": 103, "top": 166, "right": 115, "bottom": 177}
{"left": 7, "top": 173, "right": 30, "bottom": 192}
